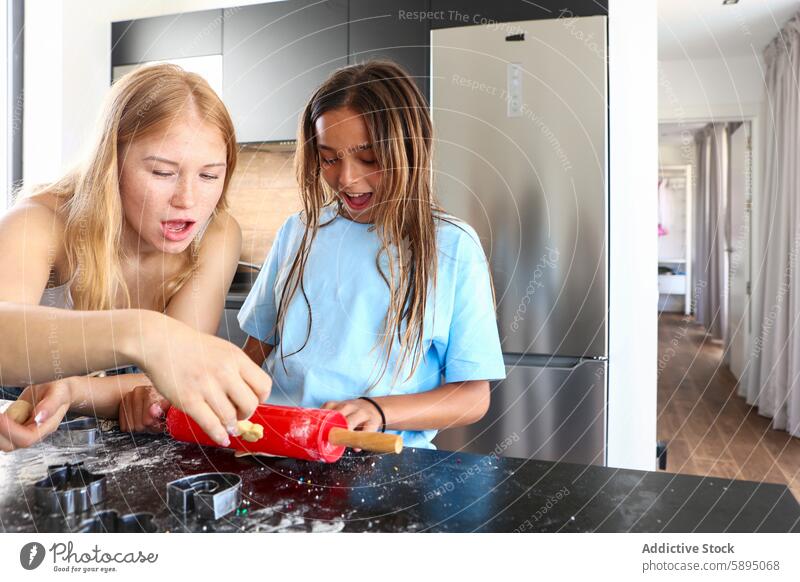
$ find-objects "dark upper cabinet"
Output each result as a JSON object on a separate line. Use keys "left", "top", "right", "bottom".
{"left": 223, "top": 0, "right": 348, "bottom": 143}
{"left": 429, "top": 0, "right": 607, "bottom": 29}
{"left": 348, "top": 0, "right": 430, "bottom": 101}
{"left": 111, "top": 10, "right": 223, "bottom": 65}
{"left": 112, "top": 1, "right": 609, "bottom": 143}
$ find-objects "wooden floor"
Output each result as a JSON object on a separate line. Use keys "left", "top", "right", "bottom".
{"left": 658, "top": 314, "right": 800, "bottom": 502}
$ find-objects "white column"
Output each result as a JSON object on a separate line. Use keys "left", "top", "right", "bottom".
{"left": 607, "top": 0, "right": 659, "bottom": 470}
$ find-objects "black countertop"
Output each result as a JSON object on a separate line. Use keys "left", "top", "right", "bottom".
{"left": 1, "top": 424, "right": 798, "bottom": 533}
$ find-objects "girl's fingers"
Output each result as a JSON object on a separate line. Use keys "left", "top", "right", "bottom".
{"left": 362, "top": 417, "right": 382, "bottom": 433}
{"left": 337, "top": 402, "right": 358, "bottom": 416}
{"left": 141, "top": 389, "right": 162, "bottom": 428}
{"left": 145, "top": 394, "right": 169, "bottom": 434}
{"left": 121, "top": 396, "right": 134, "bottom": 432}
{"left": 118, "top": 398, "right": 127, "bottom": 431}
{"left": 0, "top": 403, "right": 69, "bottom": 450}
{"left": 29, "top": 401, "right": 51, "bottom": 427}
{"left": 184, "top": 400, "right": 230, "bottom": 447}
{"left": 133, "top": 387, "right": 146, "bottom": 432}
{"left": 29, "top": 391, "right": 67, "bottom": 427}
{"left": 120, "top": 389, "right": 141, "bottom": 432}
{"left": 206, "top": 381, "right": 241, "bottom": 434}
{"left": 239, "top": 357, "right": 272, "bottom": 404}
{"left": 37, "top": 404, "right": 70, "bottom": 440}
{"left": 148, "top": 399, "right": 168, "bottom": 422}
{"left": 344, "top": 409, "right": 370, "bottom": 431}
{"left": 225, "top": 377, "right": 259, "bottom": 422}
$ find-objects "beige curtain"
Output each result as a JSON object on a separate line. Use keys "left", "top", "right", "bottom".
{"left": 744, "top": 14, "right": 800, "bottom": 437}
{"left": 693, "top": 123, "right": 730, "bottom": 342}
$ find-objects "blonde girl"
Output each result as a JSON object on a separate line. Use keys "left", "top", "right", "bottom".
{"left": 0, "top": 64, "right": 270, "bottom": 451}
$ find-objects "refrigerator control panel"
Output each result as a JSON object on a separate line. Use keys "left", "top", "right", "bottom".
{"left": 507, "top": 63, "right": 523, "bottom": 117}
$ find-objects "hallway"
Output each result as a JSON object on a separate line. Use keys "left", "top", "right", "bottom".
{"left": 658, "top": 314, "right": 800, "bottom": 501}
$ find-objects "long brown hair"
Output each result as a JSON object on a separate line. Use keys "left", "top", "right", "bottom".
{"left": 29, "top": 64, "right": 237, "bottom": 311}
{"left": 286, "top": 60, "right": 437, "bottom": 388}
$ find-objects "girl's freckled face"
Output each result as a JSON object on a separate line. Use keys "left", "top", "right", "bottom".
{"left": 118, "top": 113, "right": 227, "bottom": 254}
{"left": 314, "top": 107, "right": 383, "bottom": 224}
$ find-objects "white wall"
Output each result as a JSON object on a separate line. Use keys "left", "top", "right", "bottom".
{"left": 607, "top": 0, "right": 659, "bottom": 470}
{"left": 659, "top": 54, "right": 765, "bottom": 121}
{"left": 23, "top": 0, "right": 271, "bottom": 185}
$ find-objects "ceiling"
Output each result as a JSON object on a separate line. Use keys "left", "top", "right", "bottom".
{"left": 659, "top": 0, "right": 800, "bottom": 60}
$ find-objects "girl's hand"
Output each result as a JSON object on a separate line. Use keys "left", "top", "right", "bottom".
{"left": 132, "top": 312, "right": 272, "bottom": 446}
{"left": 119, "top": 384, "right": 170, "bottom": 434}
{"left": 321, "top": 398, "right": 383, "bottom": 432}
{"left": 0, "top": 380, "right": 72, "bottom": 452}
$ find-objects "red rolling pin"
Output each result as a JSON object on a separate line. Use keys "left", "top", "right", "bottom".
{"left": 166, "top": 404, "right": 403, "bottom": 463}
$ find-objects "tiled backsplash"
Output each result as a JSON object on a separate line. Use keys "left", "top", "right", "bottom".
{"left": 226, "top": 144, "right": 301, "bottom": 265}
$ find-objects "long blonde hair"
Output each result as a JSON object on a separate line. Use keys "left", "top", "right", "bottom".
{"left": 287, "top": 60, "right": 438, "bottom": 388}
{"left": 30, "top": 64, "right": 237, "bottom": 311}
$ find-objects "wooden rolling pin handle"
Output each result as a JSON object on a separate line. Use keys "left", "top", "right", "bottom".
{"left": 3, "top": 400, "right": 33, "bottom": 424}
{"left": 327, "top": 427, "right": 403, "bottom": 454}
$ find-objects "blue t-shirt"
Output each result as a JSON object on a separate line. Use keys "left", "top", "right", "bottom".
{"left": 238, "top": 205, "right": 506, "bottom": 449}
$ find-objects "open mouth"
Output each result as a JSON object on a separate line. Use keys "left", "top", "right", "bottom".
{"left": 161, "top": 220, "right": 196, "bottom": 242}
{"left": 341, "top": 191, "right": 373, "bottom": 212}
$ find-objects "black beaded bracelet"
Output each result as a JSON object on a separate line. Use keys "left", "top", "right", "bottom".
{"left": 358, "top": 396, "right": 386, "bottom": 433}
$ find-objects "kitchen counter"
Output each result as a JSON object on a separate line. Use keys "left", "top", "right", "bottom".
{"left": 1, "top": 421, "right": 798, "bottom": 533}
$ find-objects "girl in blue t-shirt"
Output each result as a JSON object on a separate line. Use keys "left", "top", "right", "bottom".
{"left": 238, "top": 60, "right": 505, "bottom": 449}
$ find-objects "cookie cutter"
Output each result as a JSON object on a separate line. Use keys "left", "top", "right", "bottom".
{"left": 51, "top": 416, "right": 101, "bottom": 447}
{"left": 33, "top": 462, "right": 106, "bottom": 515}
{"left": 75, "top": 510, "right": 157, "bottom": 533}
{"left": 166, "top": 472, "right": 242, "bottom": 521}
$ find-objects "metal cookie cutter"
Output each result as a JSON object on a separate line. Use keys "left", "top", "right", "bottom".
{"left": 34, "top": 462, "right": 106, "bottom": 515}
{"left": 166, "top": 473, "right": 242, "bottom": 521}
{"left": 75, "top": 510, "right": 157, "bottom": 533}
{"left": 51, "top": 416, "right": 101, "bottom": 447}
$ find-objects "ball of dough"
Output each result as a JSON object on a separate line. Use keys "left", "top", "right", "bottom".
{"left": 236, "top": 420, "right": 264, "bottom": 442}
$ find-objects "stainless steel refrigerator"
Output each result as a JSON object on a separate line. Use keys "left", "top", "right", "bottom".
{"left": 431, "top": 16, "right": 608, "bottom": 465}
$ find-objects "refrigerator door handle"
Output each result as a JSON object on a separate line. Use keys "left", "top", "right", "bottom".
{"left": 503, "top": 353, "right": 608, "bottom": 370}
